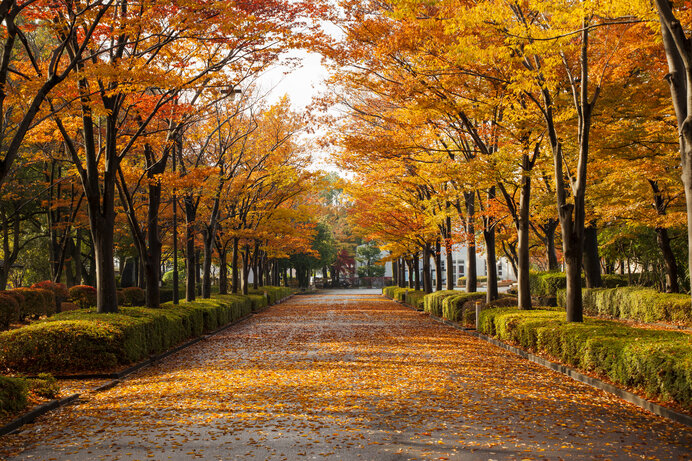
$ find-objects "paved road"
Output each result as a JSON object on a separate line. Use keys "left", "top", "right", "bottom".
{"left": 1, "top": 291, "right": 690, "bottom": 460}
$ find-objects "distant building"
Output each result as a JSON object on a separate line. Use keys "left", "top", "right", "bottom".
{"left": 374, "top": 243, "right": 516, "bottom": 286}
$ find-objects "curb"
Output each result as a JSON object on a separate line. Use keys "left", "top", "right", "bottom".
{"left": 1, "top": 293, "right": 296, "bottom": 438}
{"left": 0, "top": 393, "right": 80, "bottom": 437}
{"left": 387, "top": 295, "right": 692, "bottom": 428}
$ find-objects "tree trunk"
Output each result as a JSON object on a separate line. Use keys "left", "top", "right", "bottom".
{"left": 232, "top": 237, "right": 239, "bottom": 293}
{"left": 218, "top": 248, "right": 228, "bottom": 295}
{"left": 252, "top": 242, "right": 260, "bottom": 290}
{"left": 434, "top": 241, "right": 443, "bottom": 291}
{"left": 582, "top": 224, "right": 602, "bottom": 288}
{"left": 544, "top": 219, "right": 559, "bottom": 271}
{"left": 414, "top": 252, "right": 420, "bottom": 291}
{"left": 242, "top": 245, "right": 250, "bottom": 295}
{"left": 483, "top": 228, "right": 499, "bottom": 303}
{"left": 517, "top": 170, "right": 532, "bottom": 310}
{"left": 91, "top": 215, "right": 118, "bottom": 313}
{"left": 184, "top": 196, "right": 196, "bottom": 302}
{"left": 407, "top": 259, "right": 414, "bottom": 289}
{"left": 392, "top": 259, "right": 398, "bottom": 287}
{"left": 201, "top": 230, "right": 213, "bottom": 299}
{"left": 465, "top": 192, "right": 477, "bottom": 292}
{"left": 422, "top": 245, "right": 432, "bottom": 294}
{"left": 445, "top": 225, "right": 454, "bottom": 290}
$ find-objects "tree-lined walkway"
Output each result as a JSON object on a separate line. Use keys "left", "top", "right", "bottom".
{"left": 1, "top": 291, "right": 690, "bottom": 460}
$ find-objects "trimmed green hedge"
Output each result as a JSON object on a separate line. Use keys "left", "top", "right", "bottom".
{"left": 457, "top": 276, "right": 487, "bottom": 286}
{"left": 383, "top": 286, "right": 410, "bottom": 302}
{"left": 0, "top": 294, "right": 255, "bottom": 373}
{"left": 530, "top": 271, "right": 632, "bottom": 297}
{"left": 558, "top": 286, "right": 692, "bottom": 326}
{"left": 405, "top": 290, "right": 426, "bottom": 310}
{"left": 479, "top": 307, "right": 692, "bottom": 409}
{"left": 441, "top": 292, "right": 486, "bottom": 325}
{"left": 423, "top": 291, "right": 458, "bottom": 317}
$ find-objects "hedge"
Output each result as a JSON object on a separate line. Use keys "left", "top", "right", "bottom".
{"left": 441, "top": 292, "right": 487, "bottom": 325}
{"left": 0, "top": 375, "right": 27, "bottom": 414}
{"left": 558, "top": 286, "right": 692, "bottom": 326}
{"left": 0, "top": 294, "right": 257, "bottom": 373}
{"left": 121, "top": 287, "right": 146, "bottom": 306}
{"left": 423, "top": 290, "right": 459, "bottom": 317}
{"left": 405, "top": 290, "right": 426, "bottom": 310}
{"left": 478, "top": 307, "right": 692, "bottom": 409}
{"left": 248, "top": 286, "right": 293, "bottom": 305}
{"left": 12, "top": 287, "right": 55, "bottom": 319}
{"left": 530, "top": 271, "right": 634, "bottom": 297}
{"left": 68, "top": 285, "right": 97, "bottom": 309}
{"left": 0, "top": 293, "right": 20, "bottom": 329}
{"left": 382, "top": 286, "right": 410, "bottom": 302}
{"left": 457, "top": 276, "right": 487, "bottom": 286}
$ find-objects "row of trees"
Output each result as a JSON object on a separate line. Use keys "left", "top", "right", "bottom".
{"left": 324, "top": 0, "right": 690, "bottom": 321}
{"left": 0, "top": 0, "right": 334, "bottom": 312}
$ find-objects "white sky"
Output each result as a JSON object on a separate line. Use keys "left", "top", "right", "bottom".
{"left": 259, "top": 49, "right": 338, "bottom": 171}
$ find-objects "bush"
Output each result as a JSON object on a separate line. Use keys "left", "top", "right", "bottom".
{"left": 31, "top": 281, "right": 69, "bottom": 301}
{"left": 0, "top": 294, "right": 255, "bottom": 373}
{"left": 405, "top": 290, "right": 426, "bottom": 310}
{"left": 12, "top": 287, "right": 54, "bottom": 319}
{"left": 27, "top": 373, "right": 59, "bottom": 399}
{"left": 457, "top": 276, "right": 487, "bottom": 286}
{"left": 0, "top": 375, "right": 27, "bottom": 414}
{"left": 423, "top": 290, "right": 458, "bottom": 317}
{"left": 601, "top": 274, "right": 629, "bottom": 288}
{"left": 382, "top": 286, "right": 411, "bottom": 302}
{"left": 0, "top": 293, "right": 20, "bottom": 329}
{"left": 478, "top": 307, "right": 692, "bottom": 409}
{"left": 558, "top": 286, "right": 692, "bottom": 326}
{"left": 68, "top": 285, "right": 97, "bottom": 309}
{"left": 246, "top": 294, "right": 268, "bottom": 312}
{"left": 121, "top": 287, "right": 146, "bottom": 306}
{"left": 441, "top": 292, "right": 486, "bottom": 325}
{"left": 32, "top": 281, "right": 67, "bottom": 314}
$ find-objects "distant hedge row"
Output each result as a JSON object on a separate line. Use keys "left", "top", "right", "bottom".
{"left": 479, "top": 308, "right": 692, "bottom": 410}
{"left": 528, "top": 271, "right": 630, "bottom": 297}
{"left": 557, "top": 286, "right": 692, "bottom": 326}
{"left": 0, "top": 287, "right": 293, "bottom": 374}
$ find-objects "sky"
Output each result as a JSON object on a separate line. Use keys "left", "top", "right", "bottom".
{"left": 258, "top": 49, "right": 338, "bottom": 171}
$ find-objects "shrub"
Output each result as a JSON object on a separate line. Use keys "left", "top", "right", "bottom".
{"left": 601, "top": 274, "right": 629, "bottom": 288}
{"left": 0, "top": 294, "right": 254, "bottom": 373}
{"left": 34, "top": 288, "right": 57, "bottom": 316}
{"left": 27, "top": 373, "right": 60, "bottom": 399}
{"left": 246, "top": 294, "right": 268, "bottom": 312}
{"left": 457, "top": 276, "right": 487, "bottom": 286}
{"left": 68, "top": 285, "right": 97, "bottom": 309}
{"left": 423, "top": 290, "right": 458, "bottom": 317}
{"left": 558, "top": 286, "right": 692, "bottom": 326}
{"left": 486, "top": 296, "right": 518, "bottom": 308}
{"left": 12, "top": 288, "right": 53, "bottom": 319}
{"left": 0, "top": 293, "right": 20, "bottom": 329}
{"left": 441, "top": 292, "right": 486, "bottom": 325}
{"left": 478, "top": 307, "right": 692, "bottom": 409}
{"left": 529, "top": 271, "right": 588, "bottom": 297}
{"left": 0, "top": 375, "right": 27, "bottom": 414}
{"left": 32, "top": 281, "right": 67, "bottom": 314}
{"left": 31, "top": 281, "right": 69, "bottom": 301}
{"left": 405, "top": 290, "right": 426, "bottom": 310}
{"left": 121, "top": 287, "right": 146, "bottom": 306}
